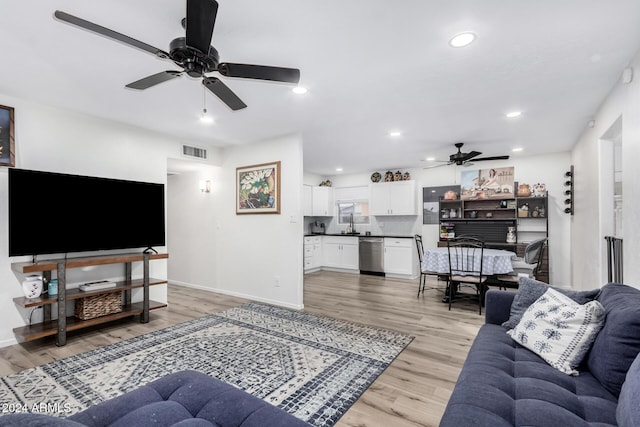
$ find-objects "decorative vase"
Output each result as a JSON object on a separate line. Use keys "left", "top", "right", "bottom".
{"left": 22, "top": 276, "right": 43, "bottom": 299}
{"left": 506, "top": 227, "right": 516, "bottom": 243}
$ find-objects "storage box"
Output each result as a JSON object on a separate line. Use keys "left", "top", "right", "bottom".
{"left": 75, "top": 292, "right": 122, "bottom": 320}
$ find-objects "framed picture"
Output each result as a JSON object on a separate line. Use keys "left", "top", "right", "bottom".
{"left": 422, "top": 185, "right": 460, "bottom": 224}
{"left": 236, "top": 161, "right": 281, "bottom": 214}
{"left": 0, "top": 105, "right": 15, "bottom": 167}
{"left": 460, "top": 167, "right": 515, "bottom": 200}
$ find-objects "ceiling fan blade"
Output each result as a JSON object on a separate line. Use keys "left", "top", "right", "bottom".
{"left": 54, "top": 11, "right": 170, "bottom": 60}
{"left": 218, "top": 63, "right": 301, "bottom": 84}
{"left": 461, "top": 150, "right": 482, "bottom": 161}
{"left": 472, "top": 155, "right": 510, "bottom": 161}
{"left": 203, "top": 77, "right": 247, "bottom": 110}
{"left": 126, "top": 71, "right": 183, "bottom": 90}
{"left": 423, "top": 162, "right": 453, "bottom": 170}
{"left": 185, "top": 0, "right": 218, "bottom": 54}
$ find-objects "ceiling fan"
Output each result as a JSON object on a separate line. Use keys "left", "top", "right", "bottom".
{"left": 54, "top": 0, "right": 301, "bottom": 111}
{"left": 423, "top": 142, "right": 510, "bottom": 169}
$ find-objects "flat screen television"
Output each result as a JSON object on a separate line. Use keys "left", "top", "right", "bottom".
{"left": 8, "top": 168, "right": 165, "bottom": 257}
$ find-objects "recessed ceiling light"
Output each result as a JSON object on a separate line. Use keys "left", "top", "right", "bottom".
{"left": 512, "top": 147, "right": 524, "bottom": 152}
{"left": 506, "top": 111, "right": 522, "bottom": 118}
{"left": 426, "top": 157, "right": 435, "bottom": 161}
{"left": 335, "top": 167, "right": 343, "bottom": 172}
{"left": 449, "top": 32, "right": 476, "bottom": 48}
{"left": 292, "top": 86, "right": 307, "bottom": 94}
{"left": 389, "top": 131, "right": 402, "bottom": 137}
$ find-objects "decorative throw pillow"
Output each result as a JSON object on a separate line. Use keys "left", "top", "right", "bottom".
{"left": 507, "top": 287, "right": 605, "bottom": 375}
{"left": 502, "top": 277, "right": 600, "bottom": 330}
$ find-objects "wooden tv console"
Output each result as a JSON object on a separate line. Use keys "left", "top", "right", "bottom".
{"left": 11, "top": 252, "right": 168, "bottom": 346}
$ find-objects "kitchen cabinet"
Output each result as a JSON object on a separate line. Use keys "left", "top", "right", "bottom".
{"left": 303, "top": 236, "right": 322, "bottom": 273}
{"left": 369, "top": 181, "right": 417, "bottom": 216}
{"left": 304, "top": 186, "right": 333, "bottom": 216}
{"left": 383, "top": 237, "right": 416, "bottom": 277}
{"left": 303, "top": 185, "right": 313, "bottom": 216}
{"left": 322, "top": 236, "right": 359, "bottom": 270}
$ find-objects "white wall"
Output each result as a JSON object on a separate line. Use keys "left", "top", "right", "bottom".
{"left": 0, "top": 93, "right": 214, "bottom": 346}
{"left": 572, "top": 51, "right": 640, "bottom": 289}
{"left": 168, "top": 134, "right": 305, "bottom": 309}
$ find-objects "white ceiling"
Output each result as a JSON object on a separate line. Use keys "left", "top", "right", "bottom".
{"left": 2, "top": 1, "right": 640, "bottom": 176}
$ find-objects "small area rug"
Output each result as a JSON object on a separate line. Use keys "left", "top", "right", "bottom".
{"left": 0, "top": 302, "right": 413, "bottom": 426}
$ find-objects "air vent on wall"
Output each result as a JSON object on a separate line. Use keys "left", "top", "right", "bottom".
{"left": 182, "top": 144, "right": 207, "bottom": 159}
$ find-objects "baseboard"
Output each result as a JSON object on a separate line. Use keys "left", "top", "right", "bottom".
{"left": 169, "top": 280, "right": 304, "bottom": 310}
{"left": 0, "top": 337, "right": 19, "bottom": 349}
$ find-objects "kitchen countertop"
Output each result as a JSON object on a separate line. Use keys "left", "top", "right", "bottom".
{"left": 304, "top": 233, "right": 414, "bottom": 239}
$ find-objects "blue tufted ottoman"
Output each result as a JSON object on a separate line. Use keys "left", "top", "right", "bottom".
{"left": 0, "top": 370, "right": 311, "bottom": 426}
{"left": 440, "top": 284, "right": 640, "bottom": 427}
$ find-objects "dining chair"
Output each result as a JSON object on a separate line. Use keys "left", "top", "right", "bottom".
{"left": 414, "top": 234, "right": 444, "bottom": 297}
{"left": 494, "top": 238, "right": 547, "bottom": 288}
{"left": 446, "top": 236, "right": 487, "bottom": 314}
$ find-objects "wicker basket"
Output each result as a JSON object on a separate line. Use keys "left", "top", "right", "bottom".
{"left": 75, "top": 292, "right": 122, "bottom": 320}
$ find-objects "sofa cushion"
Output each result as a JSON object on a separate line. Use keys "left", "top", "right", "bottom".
{"left": 440, "top": 323, "right": 618, "bottom": 427}
{"left": 507, "top": 288, "right": 605, "bottom": 375}
{"left": 587, "top": 283, "right": 640, "bottom": 397}
{"left": 617, "top": 353, "right": 640, "bottom": 427}
{"left": 502, "top": 277, "right": 600, "bottom": 330}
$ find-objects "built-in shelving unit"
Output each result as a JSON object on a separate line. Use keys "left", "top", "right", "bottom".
{"left": 438, "top": 196, "right": 549, "bottom": 282}
{"left": 11, "top": 252, "right": 168, "bottom": 345}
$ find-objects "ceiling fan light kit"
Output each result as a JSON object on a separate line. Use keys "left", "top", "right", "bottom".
{"left": 53, "top": 0, "right": 300, "bottom": 111}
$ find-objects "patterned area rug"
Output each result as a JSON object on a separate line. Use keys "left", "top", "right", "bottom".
{"left": 0, "top": 303, "right": 413, "bottom": 426}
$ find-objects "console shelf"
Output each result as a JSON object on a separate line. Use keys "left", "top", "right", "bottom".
{"left": 11, "top": 252, "right": 168, "bottom": 346}
{"left": 13, "top": 301, "right": 167, "bottom": 343}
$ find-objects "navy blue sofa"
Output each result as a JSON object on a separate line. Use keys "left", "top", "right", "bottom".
{"left": 0, "top": 370, "right": 311, "bottom": 426}
{"left": 440, "top": 283, "right": 640, "bottom": 427}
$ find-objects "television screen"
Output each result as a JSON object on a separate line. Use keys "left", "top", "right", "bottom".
{"left": 9, "top": 168, "right": 165, "bottom": 256}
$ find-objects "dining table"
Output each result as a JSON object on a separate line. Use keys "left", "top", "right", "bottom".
{"left": 421, "top": 246, "right": 518, "bottom": 276}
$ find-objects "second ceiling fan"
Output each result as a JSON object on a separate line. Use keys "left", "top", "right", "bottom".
{"left": 54, "top": 0, "right": 301, "bottom": 111}
{"left": 424, "top": 142, "right": 510, "bottom": 169}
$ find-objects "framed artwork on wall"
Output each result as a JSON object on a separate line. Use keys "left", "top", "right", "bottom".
{"left": 236, "top": 161, "right": 281, "bottom": 214}
{"left": 0, "top": 105, "right": 15, "bottom": 167}
{"left": 460, "top": 166, "right": 515, "bottom": 200}
{"left": 423, "top": 185, "right": 460, "bottom": 224}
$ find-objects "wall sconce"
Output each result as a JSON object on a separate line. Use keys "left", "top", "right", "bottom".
{"left": 199, "top": 180, "right": 211, "bottom": 193}
{"left": 564, "top": 166, "right": 574, "bottom": 215}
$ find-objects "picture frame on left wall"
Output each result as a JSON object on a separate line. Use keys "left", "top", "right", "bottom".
{"left": 0, "top": 105, "right": 15, "bottom": 167}
{"left": 236, "top": 161, "right": 281, "bottom": 214}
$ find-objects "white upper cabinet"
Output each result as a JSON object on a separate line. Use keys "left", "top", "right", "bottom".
{"left": 369, "top": 181, "right": 417, "bottom": 216}
{"left": 303, "top": 185, "right": 313, "bottom": 216}
{"left": 311, "top": 186, "right": 333, "bottom": 216}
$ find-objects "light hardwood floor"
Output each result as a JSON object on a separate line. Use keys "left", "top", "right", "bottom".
{"left": 0, "top": 271, "right": 486, "bottom": 427}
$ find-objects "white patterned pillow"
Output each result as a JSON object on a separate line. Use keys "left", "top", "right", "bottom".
{"left": 507, "top": 287, "right": 605, "bottom": 375}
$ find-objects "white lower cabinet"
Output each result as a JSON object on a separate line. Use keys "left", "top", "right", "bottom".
{"left": 322, "top": 236, "right": 359, "bottom": 270}
{"left": 304, "top": 236, "right": 322, "bottom": 272}
{"left": 383, "top": 237, "right": 416, "bottom": 277}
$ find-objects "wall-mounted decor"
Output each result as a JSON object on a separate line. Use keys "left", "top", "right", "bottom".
{"left": 460, "top": 166, "right": 515, "bottom": 200}
{"left": 236, "top": 161, "right": 281, "bottom": 214}
{"left": 423, "top": 185, "right": 460, "bottom": 224}
{"left": 0, "top": 105, "right": 15, "bottom": 167}
{"left": 564, "top": 166, "right": 574, "bottom": 215}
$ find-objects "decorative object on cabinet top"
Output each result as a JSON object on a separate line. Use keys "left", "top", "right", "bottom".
{"left": 319, "top": 180, "right": 332, "bottom": 187}
{"left": 517, "top": 183, "right": 532, "bottom": 197}
{"left": 532, "top": 183, "right": 547, "bottom": 197}
{"left": 373, "top": 170, "right": 412, "bottom": 182}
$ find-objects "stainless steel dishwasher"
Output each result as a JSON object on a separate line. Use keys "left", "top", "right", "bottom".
{"left": 359, "top": 236, "right": 384, "bottom": 275}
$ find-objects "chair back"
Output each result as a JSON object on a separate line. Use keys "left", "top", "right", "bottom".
{"left": 530, "top": 238, "right": 547, "bottom": 277}
{"left": 414, "top": 234, "right": 424, "bottom": 264}
{"left": 447, "top": 237, "right": 485, "bottom": 278}
{"left": 524, "top": 238, "right": 546, "bottom": 264}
